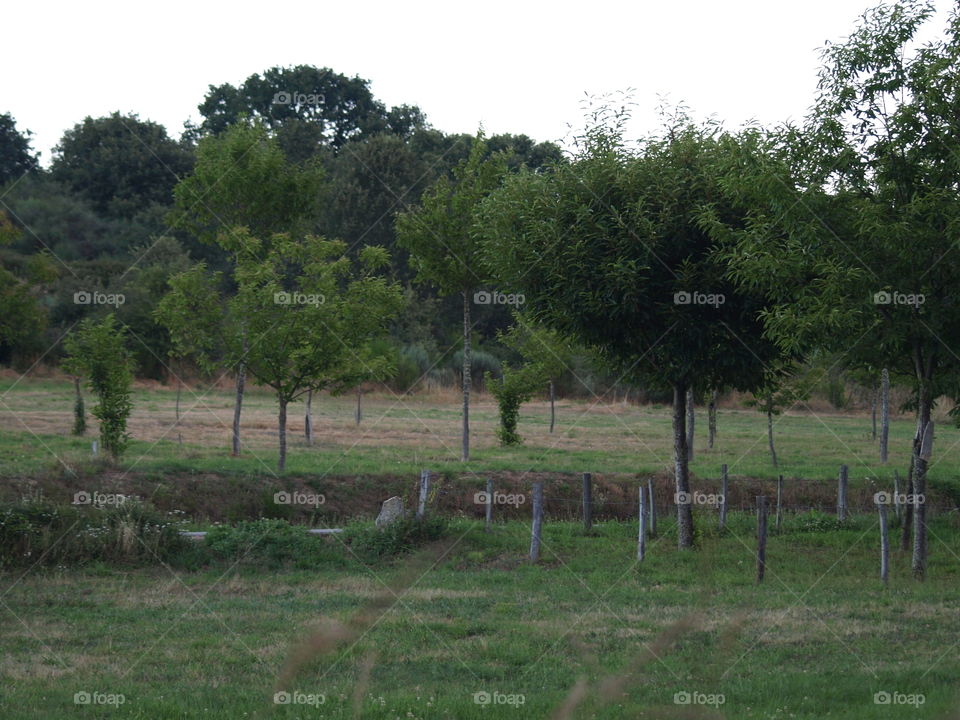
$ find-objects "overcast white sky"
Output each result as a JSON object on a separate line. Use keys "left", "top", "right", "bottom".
{"left": 3, "top": 0, "right": 955, "bottom": 165}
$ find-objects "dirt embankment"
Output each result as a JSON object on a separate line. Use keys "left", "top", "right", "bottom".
{"left": 3, "top": 468, "right": 954, "bottom": 524}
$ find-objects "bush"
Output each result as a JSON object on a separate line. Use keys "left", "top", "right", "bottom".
{"left": 203, "top": 519, "right": 345, "bottom": 569}
{"left": 343, "top": 514, "right": 449, "bottom": 562}
{"left": 0, "top": 498, "right": 187, "bottom": 567}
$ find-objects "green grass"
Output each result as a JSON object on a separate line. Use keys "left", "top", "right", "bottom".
{"left": 0, "top": 376, "right": 955, "bottom": 487}
{"left": 2, "top": 516, "right": 959, "bottom": 718}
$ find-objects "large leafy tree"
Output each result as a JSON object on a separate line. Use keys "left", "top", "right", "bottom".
{"left": 0, "top": 113, "right": 39, "bottom": 185}
{"left": 190, "top": 65, "right": 426, "bottom": 160}
{"left": 50, "top": 113, "right": 193, "bottom": 219}
{"left": 480, "top": 119, "right": 781, "bottom": 548}
{"left": 711, "top": 1, "right": 960, "bottom": 576}
{"left": 396, "top": 134, "right": 507, "bottom": 462}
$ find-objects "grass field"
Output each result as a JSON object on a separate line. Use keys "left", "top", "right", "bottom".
{"left": 1, "top": 375, "right": 960, "bottom": 718}
{"left": 3, "top": 517, "right": 960, "bottom": 719}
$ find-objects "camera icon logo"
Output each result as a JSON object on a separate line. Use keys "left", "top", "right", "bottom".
{"left": 274, "top": 292, "right": 291, "bottom": 305}
{"left": 474, "top": 492, "right": 490, "bottom": 505}
{"left": 673, "top": 291, "right": 691, "bottom": 305}
{"left": 74, "top": 691, "right": 91, "bottom": 705}
{"left": 274, "top": 491, "right": 292, "bottom": 505}
{"left": 272, "top": 92, "right": 292, "bottom": 105}
{"left": 473, "top": 691, "right": 491, "bottom": 705}
{"left": 74, "top": 291, "right": 92, "bottom": 305}
{"left": 273, "top": 691, "right": 291, "bottom": 704}
{"left": 674, "top": 691, "right": 691, "bottom": 705}
{"left": 873, "top": 491, "right": 891, "bottom": 505}
{"left": 72, "top": 491, "right": 91, "bottom": 505}
{"left": 873, "top": 291, "right": 891, "bottom": 305}
{"left": 674, "top": 492, "right": 692, "bottom": 505}
{"left": 473, "top": 290, "right": 492, "bottom": 305}
{"left": 874, "top": 691, "right": 891, "bottom": 705}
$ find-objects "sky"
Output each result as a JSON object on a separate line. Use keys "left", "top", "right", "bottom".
{"left": 3, "top": 0, "right": 955, "bottom": 166}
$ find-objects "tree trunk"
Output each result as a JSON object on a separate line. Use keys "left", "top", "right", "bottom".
{"left": 686, "top": 388, "right": 695, "bottom": 462}
{"left": 708, "top": 389, "right": 717, "bottom": 449}
{"left": 356, "top": 387, "right": 362, "bottom": 426}
{"left": 871, "top": 386, "right": 878, "bottom": 440}
{"left": 176, "top": 375, "right": 183, "bottom": 445}
{"left": 232, "top": 361, "right": 246, "bottom": 457}
{"left": 278, "top": 396, "right": 288, "bottom": 472}
{"left": 461, "top": 290, "right": 471, "bottom": 462}
{"left": 880, "top": 368, "right": 890, "bottom": 463}
{"left": 913, "top": 420, "right": 933, "bottom": 579}
{"left": 305, "top": 389, "right": 313, "bottom": 446}
{"left": 902, "top": 378, "right": 932, "bottom": 551}
{"left": 549, "top": 380, "right": 555, "bottom": 434}
{"left": 674, "top": 383, "right": 694, "bottom": 548}
{"left": 767, "top": 405, "right": 778, "bottom": 468}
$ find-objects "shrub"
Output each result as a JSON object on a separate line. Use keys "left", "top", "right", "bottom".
{"left": 343, "top": 514, "right": 449, "bottom": 562}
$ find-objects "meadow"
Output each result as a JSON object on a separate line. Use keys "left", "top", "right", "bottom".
{"left": 1, "top": 375, "right": 959, "bottom": 718}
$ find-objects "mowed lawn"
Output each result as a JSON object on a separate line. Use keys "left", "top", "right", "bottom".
{"left": 0, "top": 375, "right": 956, "bottom": 486}
{"left": 2, "top": 517, "right": 960, "bottom": 719}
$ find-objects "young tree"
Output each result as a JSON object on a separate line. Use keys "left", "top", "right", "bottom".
{"left": 396, "top": 134, "right": 506, "bottom": 462}
{"left": 486, "top": 363, "right": 547, "bottom": 446}
{"left": 480, "top": 117, "right": 781, "bottom": 548}
{"left": 169, "top": 121, "right": 324, "bottom": 456}
{"left": 63, "top": 315, "right": 134, "bottom": 459}
{"left": 744, "top": 362, "right": 814, "bottom": 468}
{"left": 230, "top": 230, "right": 403, "bottom": 471}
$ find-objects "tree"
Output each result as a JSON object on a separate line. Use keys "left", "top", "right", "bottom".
{"left": 480, "top": 116, "right": 781, "bottom": 548}
{"left": 169, "top": 121, "right": 324, "bottom": 456}
{"left": 0, "top": 113, "right": 39, "bottom": 185}
{"left": 396, "top": 134, "right": 507, "bottom": 462}
{"left": 229, "top": 230, "right": 403, "bottom": 471}
{"left": 62, "top": 315, "right": 134, "bottom": 459}
{"left": 486, "top": 363, "right": 546, "bottom": 446}
{"left": 500, "top": 315, "right": 578, "bottom": 434}
{"left": 712, "top": 1, "right": 960, "bottom": 572}
{"left": 0, "top": 211, "right": 51, "bottom": 364}
{"left": 744, "top": 362, "right": 814, "bottom": 468}
{"left": 190, "top": 65, "right": 426, "bottom": 159}
{"left": 51, "top": 113, "right": 193, "bottom": 219}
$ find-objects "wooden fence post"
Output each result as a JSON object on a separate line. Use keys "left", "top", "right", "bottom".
{"left": 837, "top": 465, "right": 848, "bottom": 522}
{"left": 530, "top": 481, "right": 544, "bottom": 563}
{"left": 776, "top": 475, "right": 783, "bottom": 532}
{"left": 638, "top": 484, "right": 646, "bottom": 561}
{"left": 878, "top": 498, "right": 889, "bottom": 586}
{"left": 756, "top": 496, "right": 768, "bottom": 584}
{"left": 416, "top": 469, "right": 430, "bottom": 520}
{"left": 647, "top": 478, "right": 657, "bottom": 537}
{"left": 719, "top": 464, "right": 728, "bottom": 530}
{"left": 582, "top": 472, "right": 593, "bottom": 532}
{"left": 484, "top": 478, "right": 493, "bottom": 532}
{"left": 893, "top": 470, "right": 901, "bottom": 522}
